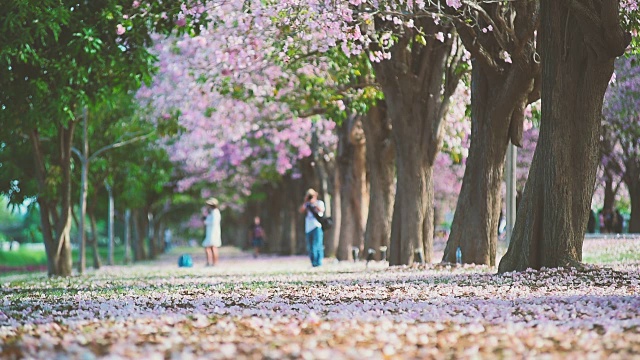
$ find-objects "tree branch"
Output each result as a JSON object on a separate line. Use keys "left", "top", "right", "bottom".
{"left": 88, "top": 132, "right": 155, "bottom": 162}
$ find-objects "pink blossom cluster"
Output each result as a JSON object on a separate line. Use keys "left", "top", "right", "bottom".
{"left": 136, "top": 8, "right": 339, "bottom": 200}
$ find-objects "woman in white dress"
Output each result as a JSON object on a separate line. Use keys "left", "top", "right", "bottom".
{"left": 202, "top": 197, "right": 221, "bottom": 266}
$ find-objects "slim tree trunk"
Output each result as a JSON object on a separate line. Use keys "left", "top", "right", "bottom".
{"left": 362, "top": 103, "right": 395, "bottom": 261}
{"left": 603, "top": 173, "right": 616, "bottom": 214}
{"left": 147, "top": 212, "right": 156, "bottom": 259}
{"left": 124, "top": 209, "right": 132, "bottom": 264}
{"left": 373, "top": 18, "right": 461, "bottom": 265}
{"left": 78, "top": 107, "right": 89, "bottom": 274}
{"left": 89, "top": 210, "right": 102, "bottom": 269}
{"left": 499, "top": 0, "right": 630, "bottom": 272}
{"left": 625, "top": 161, "right": 640, "bottom": 233}
{"left": 328, "top": 166, "right": 342, "bottom": 258}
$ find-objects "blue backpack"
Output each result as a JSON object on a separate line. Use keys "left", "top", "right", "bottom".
{"left": 178, "top": 254, "right": 193, "bottom": 267}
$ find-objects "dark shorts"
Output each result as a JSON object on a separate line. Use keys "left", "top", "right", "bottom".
{"left": 252, "top": 237, "right": 264, "bottom": 247}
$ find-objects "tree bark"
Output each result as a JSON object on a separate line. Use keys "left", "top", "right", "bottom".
{"left": 625, "top": 160, "right": 640, "bottom": 233}
{"left": 442, "top": 1, "right": 540, "bottom": 266}
{"left": 373, "top": 18, "right": 461, "bottom": 265}
{"left": 336, "top": 115, "right": 368, "bottom": 261}
{"left": 499, "top": 0, "right": 630, "bottom": 272}
{"left": 443, "top": 62, "right": 536, "bottom": 265}
{"left": 78, "top": 107, "right": 89, "bottom": 274}
{"left": 327, "top": 166, "right": 342, "bottom": 258}
{"left": 30, "top": 123, "right": 75, "bottom": 277}
{"left": 362, "top": 103, "right": 395, "bottom": 261}
{"left": 132, "top": 209, "right": 147, "bottom": 261}
{"left": 89, "top": 210, "right": 102, "bottom": 269}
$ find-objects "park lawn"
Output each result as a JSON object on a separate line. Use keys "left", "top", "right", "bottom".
{"left": 0, "top": 245, "right": 129, "bottom": 269}
{"left": 1, "top": 239, "right": 640, "bottom": 359}
{"left": 0, "top": 248, "right": 48, "bottom": 267}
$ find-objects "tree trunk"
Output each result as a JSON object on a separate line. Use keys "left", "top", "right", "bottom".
{"left": 30, "top": 123, "right": 75, "bottom": 277}
{"left": 336, "top": 115, "right": 368, "bottom": 261}
{"left": 499, "top": 0, "right": 630, "bottom": 272}
{"left": 89, "top": 210, "right": 102, "bottom": 269}
{"left": 327, "top": 166, "right": 342, "bottom": 258}
{"left": 280, "top": 176, "right": 298, "bottom": 255}
{"left": 124, "top": 209, "right": 132, "bottom": 264}
{"left": 147, "top": 212, "right": 157, "bottom": 259}
{"left": 443, "top": 60, "right": 536, "bottom": 266}
{"left": 603, "top": 173, "right": 616, "bottom": 213}
{"left": 78, "top": 107, "right": 89, "bottom": 274}
{"left": 625, "top": 161, "right": 640, "bottom": 233}
{"left": 132, "top": 210, "right": 147, "bottom": 261}
{"left": 362, "top": 103, "right": 395, "bottom": 261}
{"left": 373, "top": 18, "right": 460, "bottom": 265}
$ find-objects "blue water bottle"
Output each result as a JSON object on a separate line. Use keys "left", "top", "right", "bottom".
{"left": 456, "top": 246, "right": 462, "bottom": 264}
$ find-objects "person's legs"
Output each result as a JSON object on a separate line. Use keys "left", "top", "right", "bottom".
{"left": 305, "top": 231, "right": 314, "bottom": 265}
{"left": 205, "top": 247, "right": 213, "bottom": 265}
{"left": 212, "top": 246, "right": 219, "bottom": 265}
{"left": 313, "top": 227, "right": 324, "bottom": 267}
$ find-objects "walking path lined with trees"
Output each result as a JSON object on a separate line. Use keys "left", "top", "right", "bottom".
{"left": 2, "top": 237, "right": 640, "bottom": 358}
{"left": 1, "top": 1, "right": 640, "bottom": 358}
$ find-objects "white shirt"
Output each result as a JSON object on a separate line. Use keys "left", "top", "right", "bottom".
{"left": 305, "top": 200, "right": 325, "bottom": 233}
{"left": 203, "top": 208, "right": 222, "bottom": 247}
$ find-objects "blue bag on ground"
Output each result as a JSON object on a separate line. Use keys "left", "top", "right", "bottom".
{"left": 178, "top": 254, "right": 193, "bottom": 267}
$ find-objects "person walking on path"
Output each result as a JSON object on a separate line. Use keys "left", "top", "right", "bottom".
{"left": 299, "top": 188, "right": 325, "bottom": 267}
{"left": 202, "top": 197, "right": 222, "bottom": 266}
{"left": 250, "top": 216, "right": 266, "bottom": 258}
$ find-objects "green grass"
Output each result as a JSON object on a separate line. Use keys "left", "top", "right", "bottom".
{"left": 0, "top": 245, "right": 128, "bottom": 268}
{"left": 583, "top": 250, "right": 640, "bottom": 264}
{"left": 0, "top": 248, "right": 48, "bottom": 267}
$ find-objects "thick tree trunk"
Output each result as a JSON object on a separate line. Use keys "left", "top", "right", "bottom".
{"left": 443, "top": 61, "right": 535, "bottom": 266}
{"left": 336, "top": 115, "right": 368, "bottom": 261}
{"left": 362, "top": 103, "right": 395, "bottom": 261}
{"left": 389, "top": 145, "right": 435, "bottom": 265}
{"left": 373, "top": 18, "right": 460, "bottom": 265}
{"left": 443, "top": 1, "right": 540, "bottom": 266}
{"left": 499, "top": 0, "right": 630, "bottom": 272}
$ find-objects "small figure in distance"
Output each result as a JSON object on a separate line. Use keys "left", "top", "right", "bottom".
{"left": 299, "top": 188, "right": 325, "bottom": 267}
{"left": 251, "top": 216, "right": 265, "bottom": 259}
{"left": 202, "top": 197, "right": 221, "bottom": 266}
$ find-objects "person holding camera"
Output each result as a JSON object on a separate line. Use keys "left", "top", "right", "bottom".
{"left": 299, "top": 188, "right": 325, "bottom": 267}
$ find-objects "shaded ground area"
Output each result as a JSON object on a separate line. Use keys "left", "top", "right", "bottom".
{"left": 1, "top": 238, "right": 639, "bottom": 359}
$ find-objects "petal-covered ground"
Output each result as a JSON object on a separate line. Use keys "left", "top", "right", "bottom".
{"left": 1, "top": 237, "right": 639, "bottom": 359}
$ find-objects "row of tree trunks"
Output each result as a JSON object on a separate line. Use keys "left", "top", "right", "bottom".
{"left": 499, "top": 0, "right": 631, "bottom": 272}
{"left": 238, "top": 105, "right": 392, "bottom": 262}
